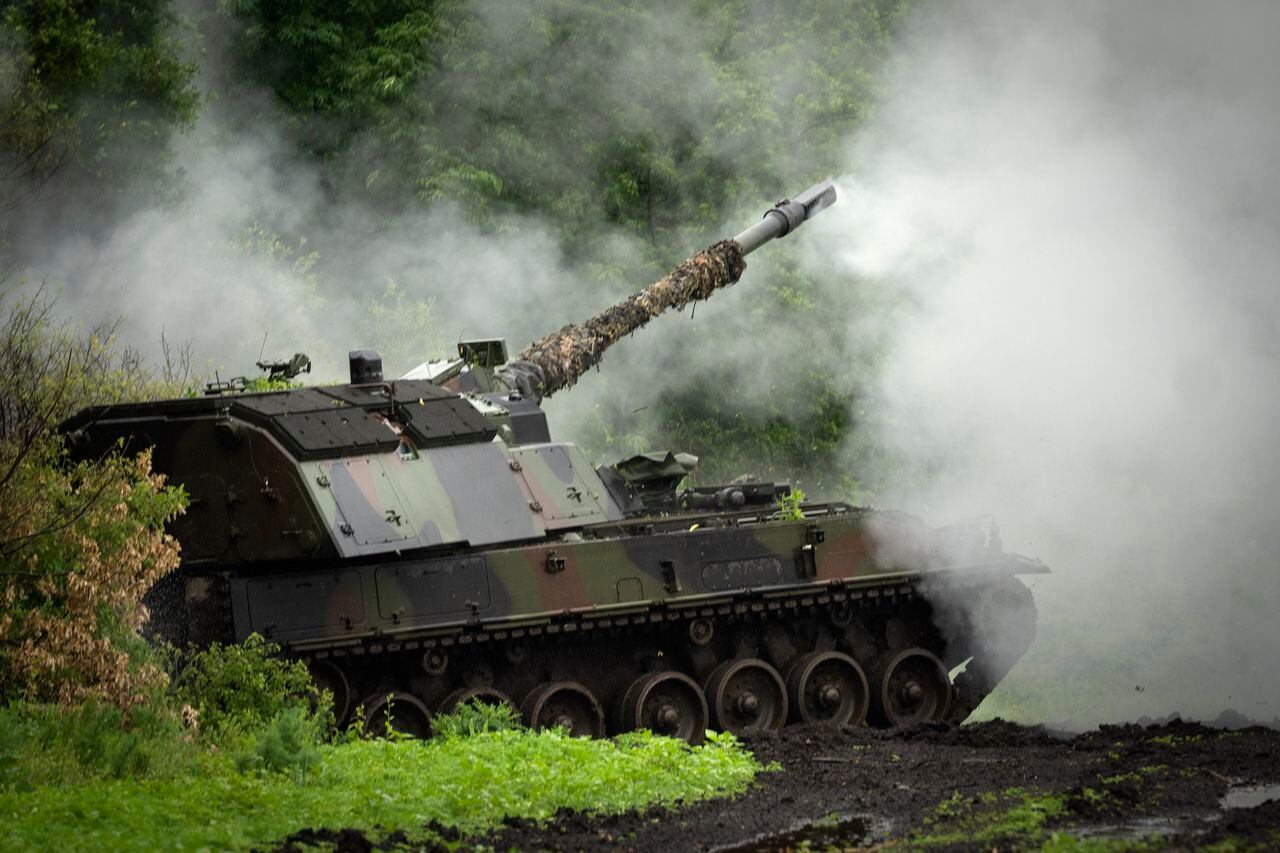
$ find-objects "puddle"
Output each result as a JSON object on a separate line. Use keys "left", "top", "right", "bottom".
{"left": 1073, "top": 816, "right": 1182, "bottom": 841}
{"left": 716, "top": 814, "right": 880, "bottom": 852}
{"left": 1221, "top": 783, "right": 1280, "bottom": 810}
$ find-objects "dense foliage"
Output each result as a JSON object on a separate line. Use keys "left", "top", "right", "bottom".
{"left": 0, "top": 288, "right": 190, "bottom": 706}
{"left": 169, "top": 634, "right": 322, "bottom": 739}
{"left": 0, "top": 443, "right": 183, "bottom": 706}
{"left": 0, "top": 0, "right": 198, "bottom": 228}
{"left": 212, "top": 0, "right": 907, "bottom": 247}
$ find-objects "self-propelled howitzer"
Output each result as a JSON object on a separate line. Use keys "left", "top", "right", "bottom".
{"left": 61, "top": 181, "right": 1043, "bottom": 742}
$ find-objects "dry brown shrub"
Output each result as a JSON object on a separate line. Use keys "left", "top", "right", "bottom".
{"left": 0, "top": 285, "right": 187, "bottom": 707}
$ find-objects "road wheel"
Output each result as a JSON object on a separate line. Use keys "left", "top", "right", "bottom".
{"left": 616, "top": 671, "right": 709, "bottom": 744}
{"left": 704, "top": 658, "right": 788, "bottom": 736}
{"left": 785, "top": 651, "right": 869, "bottom": 727}
{"left": 870, "top": 647, "right": 952, "bottom": 727}
{"left": 520, "top": 681, "right": 605, "bottom": 737}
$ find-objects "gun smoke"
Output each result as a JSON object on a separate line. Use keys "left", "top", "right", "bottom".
{"left": 815, "top": 0, "right": 1280, "bottom": 726}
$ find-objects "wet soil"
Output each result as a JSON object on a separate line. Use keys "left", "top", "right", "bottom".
{"left": 272, "top": 717, "right": 1280, "bottom": 852}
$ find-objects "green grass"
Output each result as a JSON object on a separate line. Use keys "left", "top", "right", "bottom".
{"left": 907, "top": 787, "right": 1069, "bottom": 848}
{"left": 0, "top": 728, "right": 760, "bottom": 851}
{"left": 904, "top": 784, "right": 1174, "bottom": 851}
{"left": 906, "top": 787, "right": 1142, "bottom": 850}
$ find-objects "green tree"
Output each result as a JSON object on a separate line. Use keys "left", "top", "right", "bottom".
{"left": 219, "top": 0, "right": 911, "bottom": 250}
{"left": 0, "top": 0, "right": 198, "bottom": 226}
{"left": 219, "top": 0, "right": 440, "bottom": 155}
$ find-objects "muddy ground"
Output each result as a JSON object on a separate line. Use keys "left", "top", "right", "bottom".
{"left": 277, "top": 717, "right": 1280, "bottom": 852}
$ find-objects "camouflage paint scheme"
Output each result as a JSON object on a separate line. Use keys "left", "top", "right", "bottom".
{"left": 63, "top": 380, "right": 1042, "bottom": 659}
{"left": 232, "top": 499, "right": 1043, "bottom": 653}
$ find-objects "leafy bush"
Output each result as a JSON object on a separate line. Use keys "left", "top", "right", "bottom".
{"left": 171, "top": 634, "right": 324, "bottom": 739}
{"left": 0, "top": 438, "right": 186, "bottom": 707}
{"left": 64, "top": 701, "right": 152, "bottom": 779}
{"left": 60, "top": 700, "right": 198, "bottom": 780}
{"left": 431, "top": 698, "right": 523, "bottom": 740}
{"left": 0, "top": 286, "right": 190, "bottom": 708}
{"left": 0, "top": 635, "right": 329, "bottom": 789}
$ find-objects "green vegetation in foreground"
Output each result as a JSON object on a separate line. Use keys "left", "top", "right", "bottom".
{"left": 906, "top": 787, "right": 1068, "bottom": 848}
{"left": 0, "top": 628, "right": 760, "bottom": 852}
{"left": 0, "top": 725, "right": 759, "bottom": 851}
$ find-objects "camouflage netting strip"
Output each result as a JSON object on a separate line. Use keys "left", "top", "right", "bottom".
{"left": 505, "top": 239, "right": 747, "bottom": 401}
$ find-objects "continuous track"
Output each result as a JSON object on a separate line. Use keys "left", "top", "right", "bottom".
{"left": 300, "top": 570, "right": 1037, "bottom": 740}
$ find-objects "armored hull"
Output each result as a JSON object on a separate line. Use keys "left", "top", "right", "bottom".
{"left": 63, "top": 377, "right": 1042, "bottom": 740}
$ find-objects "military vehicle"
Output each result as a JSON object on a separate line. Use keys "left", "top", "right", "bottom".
{"left": 61, "top": 181, "right": 1044, "bottom": 742}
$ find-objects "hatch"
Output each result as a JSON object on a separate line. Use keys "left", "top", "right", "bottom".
{"left": 326, "top": 457, "right": 418, "bottom": 546}
{"left": 508, "top": 443, "right": 621, "bottom": 526}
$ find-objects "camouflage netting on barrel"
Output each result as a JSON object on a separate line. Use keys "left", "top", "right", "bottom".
{"left": 498, "top": 240, "right": 747, "bottom": 401}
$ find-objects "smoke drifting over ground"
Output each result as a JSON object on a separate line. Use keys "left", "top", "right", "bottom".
{"left": 816, "top": 1, "right": 1280, "bottom": 725}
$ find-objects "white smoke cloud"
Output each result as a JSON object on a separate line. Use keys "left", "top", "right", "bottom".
{"left": 6, "top": 103, "right": 599, "bottom": 382}
{"left": 3, "top": 1, "right": 778, "bottom": 386}
{"left": 814, "top": 0, "right": 1280, "bottom": 726}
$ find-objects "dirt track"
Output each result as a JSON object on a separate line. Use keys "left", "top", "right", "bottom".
{"left": 275, "top": 717, "right": 1280, "bottom": 851}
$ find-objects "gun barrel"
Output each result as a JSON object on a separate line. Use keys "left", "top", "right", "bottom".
{"left": 497, "top": 179, "right": 837, "bottom": 401}
{"left": 733, "top": 179, "right": 837, "bottom": 255}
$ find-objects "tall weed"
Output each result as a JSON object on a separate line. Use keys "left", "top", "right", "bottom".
{"left": 171, "top": 633, "right": 327, "bottom": 740}
{"left": 0, "top": 700, "right": 200, "bottom": 787}
{"left": 431, "top": 699, "right": 523, "bottom": 739}
{"left": 234, "top": 707, "right": 321, "bottom": 779}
